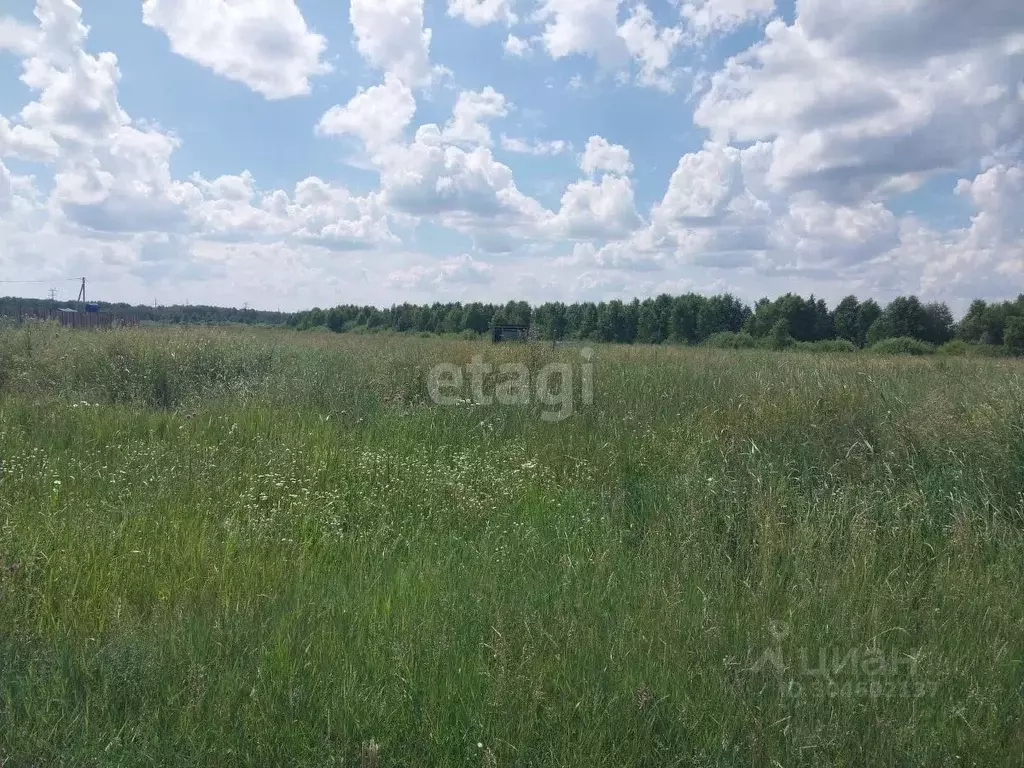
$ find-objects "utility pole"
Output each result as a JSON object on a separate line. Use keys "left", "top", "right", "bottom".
{"left": 47, "top": 287, "right": 57, "bottom": 302}
{"left": 76, "top": 277, "right": 86, "bottom": 312}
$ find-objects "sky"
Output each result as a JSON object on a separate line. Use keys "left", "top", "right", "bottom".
{"left": 0, "top": 0, "right": 1022, "bottom": 312}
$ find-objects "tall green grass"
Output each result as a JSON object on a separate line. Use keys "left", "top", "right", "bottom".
{"left": 1, "top": 325, "right": 1023, "bottom": 766}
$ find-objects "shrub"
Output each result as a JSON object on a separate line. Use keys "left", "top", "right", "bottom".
{"left": 792, "top": 339, "right": 859, "bottom": 353}
{"left": 1004, "top": 316, "right": 1024, "bottom": 354}
{"left": 938, "top": 340, "right": 974, "bottom": 357}
{"left": 869, "top": 336, "right": 935, "bottom": 356}
{"left": 769, "top": 319, "right": 794, "bottom": 350}
{"left": 703, "top": 332, "right": 757, "bottom": 349}
{"left": 970, "top": 343, "right": 1014, "bottom": 358}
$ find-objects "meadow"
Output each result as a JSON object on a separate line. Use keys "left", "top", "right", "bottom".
{"left": 1, "top": 323, "right": 1023, "bottom": 766}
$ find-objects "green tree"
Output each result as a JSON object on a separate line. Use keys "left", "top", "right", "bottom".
{"left": 579, "top": 303, "right": 599, "bottom": 340}
{"left": 697, "top": 294, "right": 749, "bottom": 341}
{"left": 834, "top": 295, "right": 861, "bottom": 345}
{"left": 866, "top": 315, "right": 896, "bottom": 346}
{"left": 1004, "top": 316, "right": 1024, "bottom": 353}
{"left": 625, "top": 299, "right": 641, "bottom": 343}
{"left": 881, "top": 296, "right": 928, "bottom": 340}
{"left": 921, "top": 302, "right": 954, "bottom": 345}
{"left": 770, "top": 318, "right": 794, "bottom": 349}
{"left": 636, "top": 300, "right": 658, "bottom": 344}
{"left": 671, "top": 295, "right": 699, "bottom": 344}
{"left": 326, "top": 307, "right": 346, "bottom": 333}
{"left": 462, "top": 303, "right": 491, "bottom": 335}
{"left": 442, "top": 306, "right": 463, "bottom": 334}
{"left": 653, "top": 294, "right": 674, "bottom": 343}
{"left": 857, "top": 299, "right": 882, "bottom": 345}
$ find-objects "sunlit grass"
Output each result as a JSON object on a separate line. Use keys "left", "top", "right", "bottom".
{"left": 1, "top": 324, "right": 1023, "bottom": 766}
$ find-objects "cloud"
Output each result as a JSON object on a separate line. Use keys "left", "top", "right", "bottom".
{"left": 799, "top": 0, "right": 1024, "bottom": 64}
{"left": 587, "top": 139, "right": 903, "bottom": 279}
{"left": 534, "top": 0, "right": 683, "bottom": 88}
{"left": 183, "top": 173, "right": 395, "bottom": 250}
{"left": 891, "top": 165, "right": 1024, "bottom": 301}
{"left": 141, "top": 0, "right": 331, "bottom": 99}
{"left": 618, "top": 5, "right": 682, "bottom": 90}
{"left": 572, "top": 237, "right": 671, "bottom": 271}
{"left": 694, "top": 1, "right": 1024, "bottom": 201}
{"left": 447, "top": 0, "right": 516, "bottom": 27}
{"left": 773, "top": 194, "right": 899, "bottom": 267}
{"left": 442, "top": 87, "right": 508, "bottom": 146}
{"left": 349, "top": 0, "right": 435, "bottom": 86}
{"left": 0, "top": 160, "right": 12, "bottom": 211}
{"left": 387, "top": 253, "right": 493, "bottom": 290}
{"left": 553, "top": 173, "right": 642, "bottom": 238}
{"left": 679, "top": 0, "right": 776, "bottom": 40}
{"left": 317, "top": 74, "right": 417, "bottom": 150}
{"left": 3, "top": 0, "right": 1023, "bottom": 311}
{"left": 504, "top": 34, "right": 532, "bottom": 57}
{"left": 956, "top": 164, "right": 1024, "bottom": 237}
{"left": 535, "top": 0, "right": 623, "bottom": 64}
{"left": 378, "top": 124, "right": 546, "bottom": 230}
{"left": 1, "top": 1, "right": 394, "bottom": 251}
{"left": 0, "top": 17, "right": 41, "bottom": 56}
{"left": 317, "top": 85, "right": 521, "bottom": 232}
{"left": 653, "top": 142, "right": 744, "bottom": 222}
{"left": 329, "top": 90, "right": 555, "bottom": 250}
{"left": 2, "top": 0, "right": 192, "bottom": 233}
{"left": 580, "top": 135, "right": 633, "bottom": 175}
{"left": 500, "top": 134, "right": 570, "bottom": 155}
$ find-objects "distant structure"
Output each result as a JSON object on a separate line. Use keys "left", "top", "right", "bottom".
{"left": 492, "top": 324, "right": 531, "bottom": 343}
{"left": 10, "top": 305, "right": 138, "bottom": 328}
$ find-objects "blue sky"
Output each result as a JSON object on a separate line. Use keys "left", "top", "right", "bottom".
{"left": 0, "top": 0, "right": 1021, "bottom": 312}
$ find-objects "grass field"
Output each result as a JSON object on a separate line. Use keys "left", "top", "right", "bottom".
{"left": 1, "top": 323, "right": 1023, "bottom": 766}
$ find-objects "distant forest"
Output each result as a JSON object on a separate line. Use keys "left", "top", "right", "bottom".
{"left": 5, "top": 293, "right": 1024, "bottom": 352}
{"left": 289, "top": 294, "right": 1024, "bottom": 353}
{"left": 0, "top": 297, "right": 291, "bottom": 327}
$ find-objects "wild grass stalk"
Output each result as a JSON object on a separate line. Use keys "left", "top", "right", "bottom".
{"left": 1, "top": 326, "right": 1022, "bottom": 765}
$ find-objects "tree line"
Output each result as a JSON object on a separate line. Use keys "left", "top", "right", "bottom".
{"left": 7, "top": 291, "right": 1024, "bottom": 353}
{"left": 288, "top": 293, "right": 1024, "bottom": 352}
{"left": 0, "top": 297, "right": 292, "bottom": 327}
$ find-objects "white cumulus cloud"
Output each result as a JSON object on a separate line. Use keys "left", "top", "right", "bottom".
{"left": 694, "top": 0, "right": 1024, "bottom": 201}
{"left": 447, "top": 0, "right": 516, "bottom": 27}
{"left": 618, "top": 5, "right": 682, "bottom": 90}
{"left": 534, "top": 0, "right": 683, "bottom": 88}
{"left": 0, "top": 17, "right": 41, "bottom": 56}
{"left": 500, "top": 135, "right": 570, "bottom": 156}
{"left": 388, "top": 253, "right": 493, "bottom": 290}
{"left": 317, "top": 75, "right": 417, "bottom": 151}
{"left": 680, "top": 0, "right": 775, "bottom": 40}
{"left": 443, "top": 87, "right": 509, "bottom": 146}
{"left": 350, "top": 0, "right": 435, "bottom": 87}
{"left": 1, "top": 0, "right": 394, "bottom": 254}
{"left": 554, "top": 173, "right": 642, "bottom": 238}
{"left": 504, "top": 34, "right": 532, "bottom": 57}
{"left": 141, "top": 0, "right": 331, "bottom": 100}
{"left": 580, "top": 135, "right": 633, "bottom": 176}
